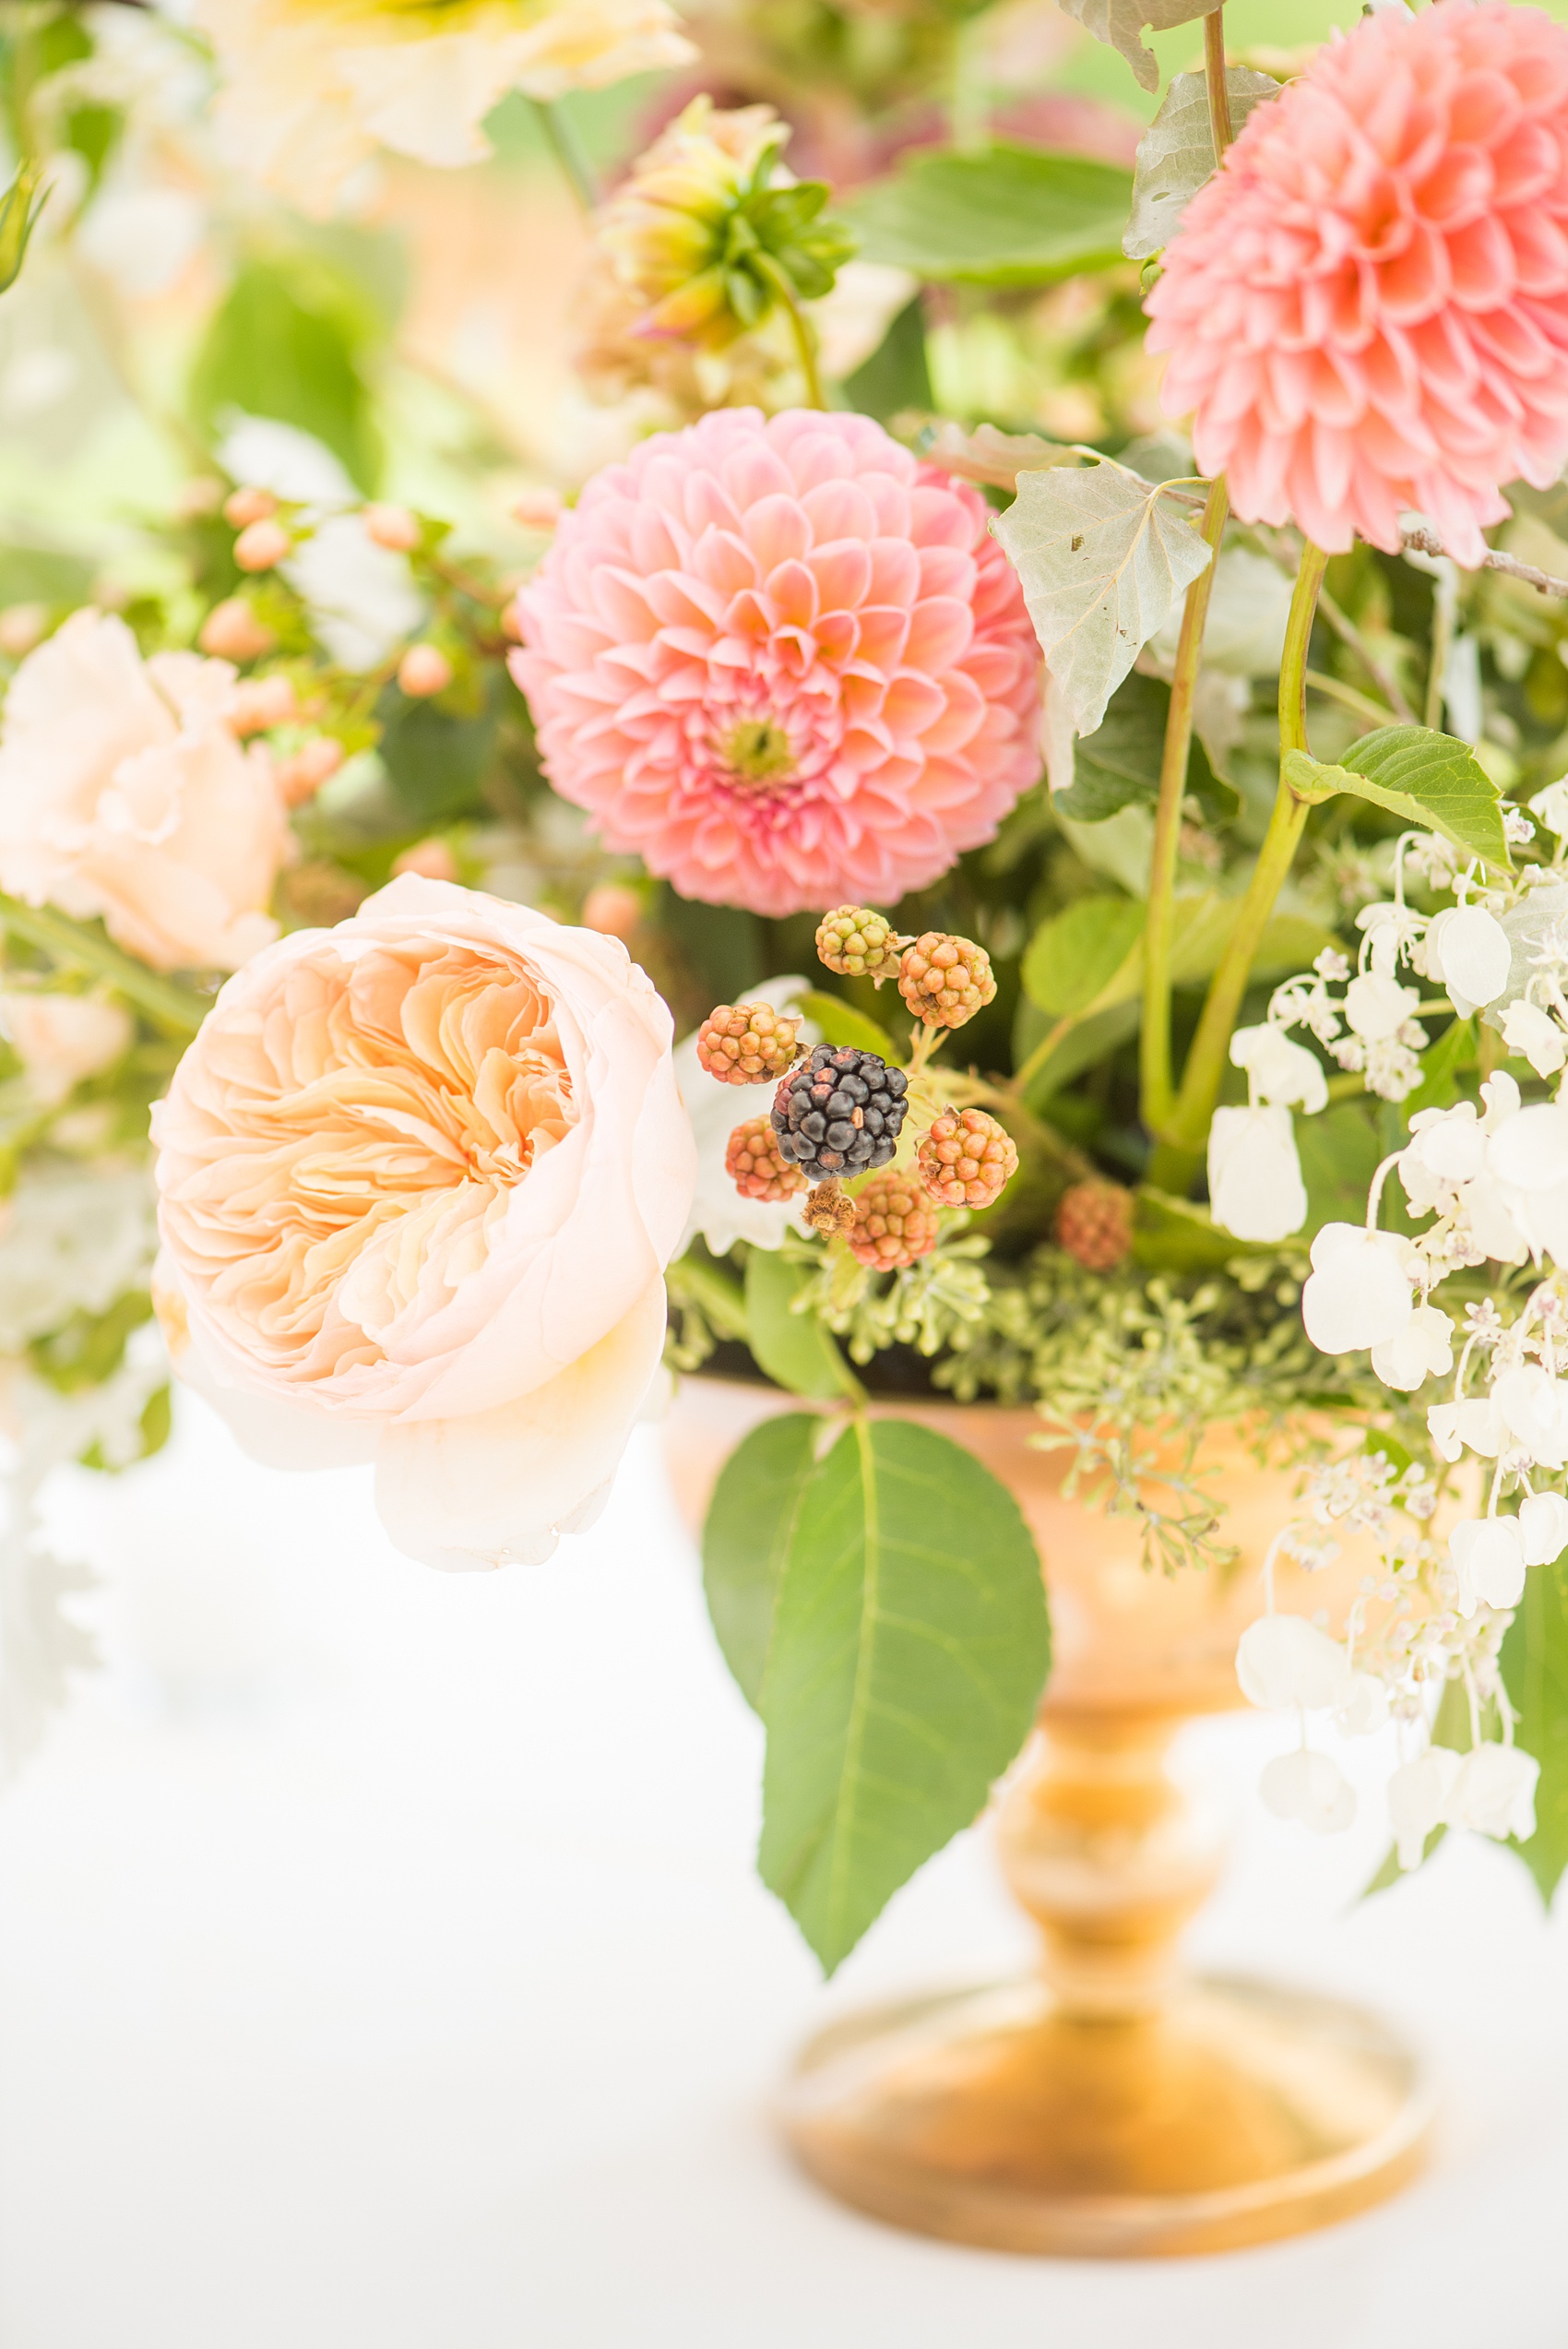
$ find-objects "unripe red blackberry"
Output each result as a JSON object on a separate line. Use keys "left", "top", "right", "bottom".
{"left": 918, "top": 1107, "right": 1018, "bottom": 1210}
{"left": 815, "top": 905, "right": 904, "bottom": 983}
{"left": 695, "top": 1000, "right": 802, "bottom": 1085}
{"left": 1055, "top": 1178, "right": 1134, "bottom": 1271}
{"left": 848, "top": 1175, "right": 939, "bottom": 1270}
{"left": 897, "top": 932, "right": 997, "bottom": 1029}
{"left": 725, "top": 1117, "right": 807, "bottom": 1203}
{"left": 771, "top": 1043, "right": 909, "bottom": 1182}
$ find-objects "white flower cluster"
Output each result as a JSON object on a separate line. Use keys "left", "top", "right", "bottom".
{"left": 1225, "top": 792, "right": 1568, "bottom": 1867}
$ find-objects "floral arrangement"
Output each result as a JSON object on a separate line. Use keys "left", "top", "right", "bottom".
{"left": 1, "top": 0, "right": 1567, "bottom": 1971}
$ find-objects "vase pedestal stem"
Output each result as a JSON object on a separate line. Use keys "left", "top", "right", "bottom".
{"left": 779, "top": 1707, "right": 1432, "bottom": 2259}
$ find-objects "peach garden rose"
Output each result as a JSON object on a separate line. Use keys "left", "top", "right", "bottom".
{"left": 151, "top": 876, "right": 696, "bottom": 1571}
{"left": 0, "top": 609, "right": 289, "bottom": 974}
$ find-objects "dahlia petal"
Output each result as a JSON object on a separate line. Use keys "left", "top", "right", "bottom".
{"left": 904, "top": 597, "right": 975, "bottom": 674}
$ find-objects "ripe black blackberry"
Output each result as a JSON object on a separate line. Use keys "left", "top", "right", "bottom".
{"left": 771, "top": 1043, "right": 909, "bottom": 1183}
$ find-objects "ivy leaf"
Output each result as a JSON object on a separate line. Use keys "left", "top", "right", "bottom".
{"left": 1022, "top": 893, "right": 1145, "bottom": 1018}
{"left": 992, "top": 459, "right": 1213, "bottom": 735}
{"left": 1283, "top": 727, "right": 1511, "bottom": 870}
{"left": 1502, "top": 1553, "right": 1568, "bottom": 1906}
{"left": 1054, "top": 0, "right": 1221, "bottom": 92}
{"left": 745, "top": 1248, "right": 853, "bottom": 1401}
{"left": 703, "top": 1413, "right": 820, "bottom": 1712}
{"left": 1123, "top": 68, "right": 1282, "bottom": 259}
{"left": 754, "top": 1418, "right": 1050, "bottom": 1972}
{"left": 843, "top": 144, "right": 1134, "bottom": 287}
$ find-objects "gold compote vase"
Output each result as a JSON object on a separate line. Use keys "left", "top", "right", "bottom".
{"left": 664, "top": 1377, "right": 1433, "bottom": 2259}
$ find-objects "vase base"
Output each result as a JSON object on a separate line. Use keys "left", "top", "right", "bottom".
{"left": 779, "top": 1973, "right": 1432, "bottom": 2259}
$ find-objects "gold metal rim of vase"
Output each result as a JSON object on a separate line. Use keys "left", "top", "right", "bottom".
{"left": 778, "top": 1973, "right": 1434, "bottom": 2260}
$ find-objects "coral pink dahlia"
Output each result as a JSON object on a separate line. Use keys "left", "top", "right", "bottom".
{"left": 509, "top": 408, "right": 1041, "bottom": 917}
{"left": 1145, "top": 1, "right": 1568, "bottom": 565}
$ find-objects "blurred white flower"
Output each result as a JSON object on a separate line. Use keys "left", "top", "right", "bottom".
{"left": 1236, "top": 1613, "right": 1353, "bottom": 1711}
{"left": 1388, "top": 1745, "right": 1461, "bottom": 1870}
{"left": 1424, "top": 901, "right": 1510, "bottom": 1014}
{"left": 1447, "top": 1742, "right": 1539, "bottom": 1842}
{"left": 1449, "top": 1516, "right": 1527, "bottom": 1615}
{"left": 286, "top": 516, "right": 424, "bottom": 672}
{"left": 1519, "top": 1489, "right": 1568, "bottom": 1567}
{"left": 195, "top": 0, "right": 695, "bottom": 216}
{"left": 1229, "top": 1021, "right": 1327, "bottom": 1112}
{"left": 1206, "top": 1103, "right": 1307, "bottom": 1242}
{"left": 1371, "top": 1301, "right": 1453, "bottom": 1393}
{"left": 0, "top": 993, "right": 131, "bottom": 1103}
{"left": 1502, "top": 997, "right": 1568, "bottom": 1078}
{"left": 1492, "top": 1362, "right": 1568, "bottom": 1471}
{"left": 1301, "top": 1222, "right": 1413, "bottom": 1354}
{"left": 1343, "top": 970, "right": 1420, "bottom": 1041}
{"left": 1260, "top": 1747, "right": 1356, "bottom": 1833}
{"left": 1428, "top": 1394, "right": 1508, "bottom": 1462}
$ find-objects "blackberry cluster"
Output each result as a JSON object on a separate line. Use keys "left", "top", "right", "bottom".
{"left": 771, "top": 1044, "right": 909, "bottom": 1183}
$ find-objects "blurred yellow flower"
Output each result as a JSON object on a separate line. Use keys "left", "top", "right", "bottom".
{"left": 195, "top": 0, "right": 695, "bottom": 215}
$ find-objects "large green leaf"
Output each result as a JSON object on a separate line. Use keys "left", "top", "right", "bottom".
{"left": 1053, "top": 671, "right": 1238, "bottom": 829}
{"left": 703, "top": 1413, "right": 820, "bottom": 1712}
{"left": 745, "top": 1247, "right": 853, "bottom": 1401}
{"left": 1295, "top": 1102, "right": 1384, "bottom": 1235}
{"left": 1502, "top": 1552, "right": 1568, "bottom": 1906}
{"left": 755, "top": 1418, "right": 1050, "bottom": 1971}
{"left": 191, "top": 257, "right": 381, "bottom": 492}
{"left": 840, "top": 292, "right": 932, "bottom": 423}
{"left": 1284, "top": 728, "right": 1510, "bottom": 870}
{"left": 843, "top": 144, "right": 1134, "bottom": 287}
{"left": 796, "top": 990, "right": 898, "bottom": 1060}
{"left": 1014, "top": 996, "right": 1139, "bottom": 1103}
{"left": 1022, "top": 893, "right": 1145, "bottom": 1018}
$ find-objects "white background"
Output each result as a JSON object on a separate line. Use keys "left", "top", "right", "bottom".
{"left": 0, "top": 1396, "right": 1562, "bottom": 2349}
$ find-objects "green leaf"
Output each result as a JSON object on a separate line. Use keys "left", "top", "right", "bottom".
{"left": 757, "top": 1417, "right": 1050, "bottom": 1971}
{"left": 703, "top": 1413, "right": 821, "bottom": 1712}
{"left": 1502, "top": 1553, "right": 1568, "bottom": 1906}
{"left": 1295, "top": 1103, "right": 1384, "bottom": 1236}
{"left": 1133, "top": 1186, "right": 1268, "bottom": 1270}
{"left": 745, "top": 1247, "right": 854, "bottom": 1401}
{"left": 1022, "top": 893, "right": 1145, "bottom": 1018}
{"left": 1054, "top": 671, "right": 1236, "bottom": 827}
{"left": 378, "top": 695, "right": 498, "bottom": 823}
{"left": 191, "top": 257, "right": 381, "bottom": 493}
{"left": 1123, "top": 68, "right": 1281, "bottom": 259}
{"left": 843, "top": 144, "right": 1134, "bottom": 288}
{"left": 796, "top": 990, "right": 898, "bottom": 1060}
{"left": 1283, "top": 727, "right": 1511, "bottom": 870}
{"left": 1402, "top": 1016, "right": 1476, "bottom": 1121}
{"left": 992, "top": 459, "right": 1212, "bottom": 735}
{"left": 1014, "top": 996, "right": 1139, "bottom": 1104}
{"left": 841, "top": 294, "right": 932, "bottom": 424}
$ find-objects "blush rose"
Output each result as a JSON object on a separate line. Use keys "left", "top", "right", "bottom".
{"left": 151, "top": 876, "right": 696, "bottom": 1570}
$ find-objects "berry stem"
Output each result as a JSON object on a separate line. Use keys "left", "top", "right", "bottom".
{"left": 1141, "top": 474, "right": 1229, "bottom": 1142}
{"left": 906, "top": 1020, "right": 946, "bottom": 1077}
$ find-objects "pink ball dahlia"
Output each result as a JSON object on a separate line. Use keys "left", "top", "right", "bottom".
{"left": 1145, "top": 1, "right": 1568, "bottom": 564}
{"left": 510, "top": 408, "right": 1041, "bottom": 917}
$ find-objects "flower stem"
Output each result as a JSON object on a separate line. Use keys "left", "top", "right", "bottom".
{"left": 0, "top": 893, "right": 211, "bottom": 1034}
{"left": 1203, "top": 7, "right": 1234, "bottom": 158}
{"left": 530, "top": 97, "right": 600, "bottom": 215}
{"left": 1159, "top": 539, "right": 1331, "bottom": 1173}
{"left": 754, "top": 252, "right": 826, "bottom": 409}
{"left": 1141, "top": 476, "right": 1228, "bottom": 1141}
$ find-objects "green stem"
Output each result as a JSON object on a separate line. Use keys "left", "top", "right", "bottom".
{"left": 0, "top": 895, "right": 211, "bottom": 1034}
{"left": 1009, "top": 1014, "right": 1075, "bottom": 1103}
{"left": 669, "top": 1253, "right": 749, "bottom": 1342}
{"left": 1142, "top": 476, "right": 1228, "bottom": 1140}
{"left": 1164, "top": 539, "right": 1330, "bottom": 1163}
{"left": 754, "top": 252, "right": 826, "bottom": 410}
{"left": 1304, "top": 668, "right": 1398, "bottom": 730}
{"left": 1203, "top": 6, "right": 1234, "bottom": 158}
{"left": 530, "top": 97, "right": 600, "bottom": 214}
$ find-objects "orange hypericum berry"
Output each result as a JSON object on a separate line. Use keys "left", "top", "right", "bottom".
{"left": 897, "top": 932, "right": 996, "bottom": 1029}
{"left": 695, "top": 1000, "right": 802, "bottom": 1084}
{"left": 848, "top": 1174, "right": 939, "bottom": 1270}
{"left": 917, "top": 1107, "right": 1018, "bottom": 1210}
{"left": 726, "top": 1116, "right": 807, "bottom": 1202}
